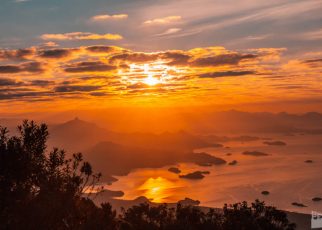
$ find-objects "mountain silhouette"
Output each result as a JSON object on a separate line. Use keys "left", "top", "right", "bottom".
{"left": 185, "top": 110, "right": 322, "bottom": 133}
{"left": 48, "top": 118, "right": 213, "bottom": 153}
{"left": 49, "top": 117, "right": 113, "bottom": 152}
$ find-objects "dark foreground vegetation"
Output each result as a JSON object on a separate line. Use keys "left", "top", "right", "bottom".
{"left": 0, "top": 121, "right": 296, "bottom": 230}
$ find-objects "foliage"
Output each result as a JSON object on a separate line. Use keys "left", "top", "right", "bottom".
{"left": 0, "top": 120, "right": 101, "bottom": 229}
{"left": 0, "top": 121, "right": 296, "bottom": 230}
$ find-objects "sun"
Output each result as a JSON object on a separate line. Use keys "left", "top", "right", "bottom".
{"left": 127, "top": 62, "right": 179, "bottom": 86}
{"left": 143, "top": 74, "right": 160, "bottom": 86}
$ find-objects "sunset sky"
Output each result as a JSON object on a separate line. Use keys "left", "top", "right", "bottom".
{"left": 1, "top": 0, "right": 322, "bottom": 114}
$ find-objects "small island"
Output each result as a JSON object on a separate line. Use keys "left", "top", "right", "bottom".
{"left": 228, "top": 160, "right": 238, "bottom": 166}
{"left": 168, "top": 167, "right": 181, "bottom": 174}
{"left": 291, "top": 202, "right": 307, "bottom": 207}
{"left": 263, "top": 141, "right": 287, "bottom": 146}
{"left": 179, "top": 171, "right": 210, "bottom": 180}
{"left": 261, "top": 191, "right": 270, "bottom": 195}
{"left": 312, "top": 197, "right": 322, "bottom": 202}
{"left": 243, "top": 151, "right": 269, "bottom": 156}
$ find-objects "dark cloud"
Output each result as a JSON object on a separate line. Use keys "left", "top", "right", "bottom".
{"left": 162, "top": 51, "right": 191, "bottom": 65}
{"left": 64, "top": 61, "right": 116, "bottom": 73}
{"left": 0, "top": 87, "right": 33, "bottom": 93}
{"left": 38, "top": 49, "right": 72, "bottom": 58}
{"left": 304, "top": 58, "right": 322, "bottom": 64}
{"left": 86, "top": 46, "right": 115, "bottom": 53}
{"left": 171, "top": 75, "right": 193, "bottom": 81}
{"left": 199, "top": 70, "right": 255, "bottom": 78}
{"left": 79, "top": 76, "right": 109, "bottom": 80}
{"left": 89, "top": 92, "right": 108, "bottom": 96}
{"left": 60, "top": 80, "right": 79, "bottom": 85}
{"left": 54, "top": 85, "right": 102, "bottom": 92}
{"left": 0, "top": 62, "right": 44, "bottom": 74}
{"left": 30, "top": 80, "right": 55, "bottom": 86}
{"left": 0, "top": 48, "right": 33, "bottom": 60}
{"left": 0, "top": 65, "right": 20, "bottom": 73}
{"left": 21, "top": 62, "right": 44, "bottom": 73}
{"left": 0, "top": 78, "right": 23, "bottom": 86}
{"left": 0, "top": 91, "right": 51, "bottom": 100}
{"left": 191, "top": 53, "right": 257, "bottom": 67}
{"left": 109, "top": 52, "right": 159, "bottom": 63}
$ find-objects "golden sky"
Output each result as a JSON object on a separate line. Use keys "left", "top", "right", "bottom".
{"left": 1, "top": 45, "right": 322, "bottom": 113}
{"left": 0, "top": 0, "right": 322, "bottom": 113}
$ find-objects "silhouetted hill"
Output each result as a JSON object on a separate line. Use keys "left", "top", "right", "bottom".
{"left": 45, "top": 118, "right": 219, "bottom": 182}
{"left": 48, "top": 118, "right": 214, "bottom": 153}
{"left": 3, "top": 110, "right": 322, "bottom": 135}
{"left": 49, "top": 117, "right": 113, "bottom": 152}
{"left": 85, "top": 141, "right": 179, "bottom": 176}
{"left": 112, "top": 130, "right": 212, "bottom": 151}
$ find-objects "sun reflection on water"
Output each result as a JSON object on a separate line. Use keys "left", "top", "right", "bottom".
{"left": 138, "top": 177, "right": 179, "bottom": 203}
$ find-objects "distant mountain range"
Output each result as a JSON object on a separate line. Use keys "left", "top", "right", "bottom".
{"left": 44, "top": 118, "right": 225, "bottom": 180}
{"left": 2, "top": 111, "right": 322, "bottom": 188}
{"left": 49, "top": 117, "right": 112, "bottom": 152}
{"left": 2, "top": 110, "right": 322, "bottom": 154}
{"left": 47, "top": 117, "right": 212, "bottom": 153}
{"left": 2, "top": 110, "right": 322, "bottom": 134}
{"left": 183, "top": 110, "right": 322, "bottom": 133}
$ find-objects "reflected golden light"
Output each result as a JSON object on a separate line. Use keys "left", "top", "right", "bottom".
{"left": 138, "top": 177, "right": 177, "bottom": 203}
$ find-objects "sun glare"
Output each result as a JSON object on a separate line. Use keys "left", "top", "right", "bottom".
{"left": 128, "top": 63, "right": 178, "bottom": 86}
{"left": 143, "top": 75, "right": 160, "bottom": 86}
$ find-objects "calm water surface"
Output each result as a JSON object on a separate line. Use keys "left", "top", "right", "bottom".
{"left": 108, "top": 134, "right": 322, "bottom": 213}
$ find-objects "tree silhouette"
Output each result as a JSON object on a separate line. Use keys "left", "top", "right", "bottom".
{"left": 118, "top": 201, "right": 295, "bottom": 230}
{"left": 0, "top": 120, "right": 101, "bottom": 229}
{"left": 222, "top": 200, "right": 296, "bottom": 230}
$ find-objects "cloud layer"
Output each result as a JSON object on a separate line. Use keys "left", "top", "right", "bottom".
{"left": 91, "top": 14, "right": 128, "bottom": 21}
{"left": 143, "top": 16, "right": 182, "bottom": 25}
{"left": 0, "top": 44, "right": 321, "bottom": 110}
{"left": 41, "top": 32, "right": 123, "bottom": 41}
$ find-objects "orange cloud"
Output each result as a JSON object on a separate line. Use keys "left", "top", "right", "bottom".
{"left": 63, "top": 61, "right": 116, "bottom": 73}
{"left": 143, "top": 16, "right": 182, "bottom": 25}
{"left": 91, "top": 14, "right": 128, "bottom": 21}
{"left": 155, "top": 28, "right": 182, "bottom": 37}
{"left": 1, "top": 45, "right": 321, "bottom": 111}
{"left": 0, "top": 62, "right": 44, "bottom": 74}
{"left": 41, "top": 32, "right": 123, "bottom": 41}
{"left": 0, "top": 48, "right": 34, "bottom": 60}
